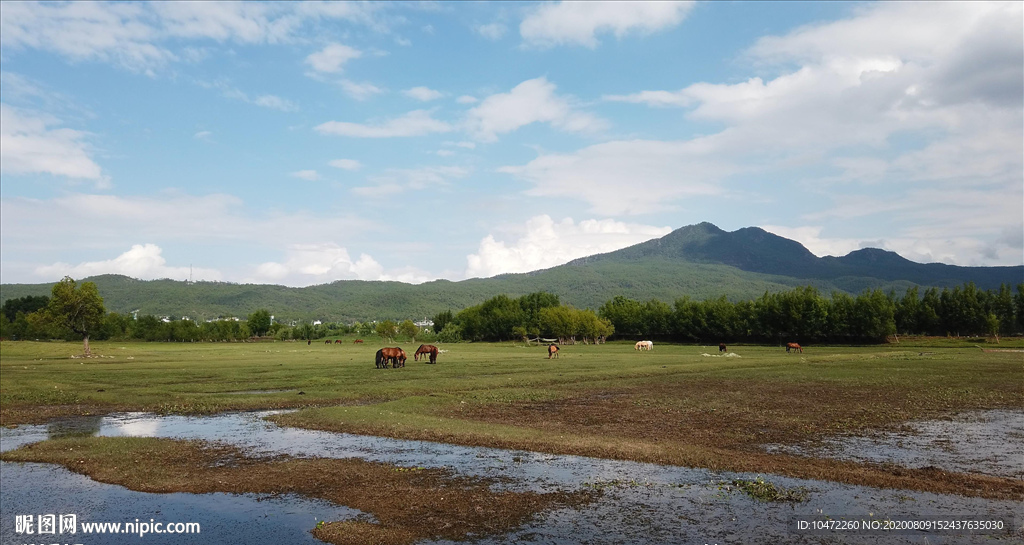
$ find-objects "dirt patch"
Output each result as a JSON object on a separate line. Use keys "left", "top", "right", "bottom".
{"left": 1, "top": 436, "right": 594, "bottom": 545}
{"left": 452, "top": 379, "right": 1021, "bottom": 450}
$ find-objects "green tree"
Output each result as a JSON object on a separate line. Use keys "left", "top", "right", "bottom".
{"left": 431, "top": 310, "right": 454, "bottom": 334}
{"left": 1, "top": 295, "right": 50, "bottom": 322}
{"left": 39, "top": 277, "right": 107, "bottom": 355}
{"left": 376, "top": 320, "right": 398, "bottom": 342}
{"left": 247, "top": 309, "right": 272, "bottom": 337}
{"left": 437, "top": 322, "right": 462, "bottom": 343}
{"left": 398, "top": 319, "right": 419, "bottom": 341}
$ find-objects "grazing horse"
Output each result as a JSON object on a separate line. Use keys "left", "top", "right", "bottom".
{"left": 325, "top": 340, "right": 331, "bottom": 345}
{"left": 415, "top": 344, "right": 439, "bottom": 364}
{"left": 636, "top": 340, "right": 653, "bottom": 351}
{"left": 353, "top": 339, "right": 364, "bottom": 344}
{"left": 786, "top": 342, "right": 803, "bottom": 353}
{"left": 635, "top": 341, "right": 643, "bottom": 351}
{"left": 548, "top": 344, "right": 559, "bottom": 359}
{"left": 375, "top": 348, "right": 387, "bottom": 369}
{"left": 381, "top": 347, "right": 407, "bottom": 368}
{"left": 335, "top": 339, "right": 343, "bottom": 344}
{"left": 719, "top": 343, "right": 727, "bottom": 352}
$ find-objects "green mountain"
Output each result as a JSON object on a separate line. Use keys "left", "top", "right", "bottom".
{"left": 3, "top": 223, "right": 1020, "bottom": 322}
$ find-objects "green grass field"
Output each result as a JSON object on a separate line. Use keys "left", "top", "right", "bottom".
{"left": 2, "top": 337, "right": 1022, "bottom": 498}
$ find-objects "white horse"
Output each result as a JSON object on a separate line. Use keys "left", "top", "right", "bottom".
{"left": 635, "top": 340, "right": 653, "bottom": 351}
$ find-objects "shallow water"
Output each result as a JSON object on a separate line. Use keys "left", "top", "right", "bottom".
{"left": 2, "top": 411, "right": 1021, "bottom": 545}
{"left": 767, "top": 410, "right": 1024, "bottom": 480}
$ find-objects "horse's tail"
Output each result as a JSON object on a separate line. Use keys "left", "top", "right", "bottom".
{"left": 375, "top": 349, "right": 383, "bottom": 367}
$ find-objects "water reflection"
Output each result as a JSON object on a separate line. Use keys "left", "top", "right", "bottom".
{"left": 3, "top": 410, "right": 1022, "bottom": 545}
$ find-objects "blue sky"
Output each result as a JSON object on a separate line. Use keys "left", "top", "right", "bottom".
{"left": 1, "top": 1, "right": 1021, "bottom": 287}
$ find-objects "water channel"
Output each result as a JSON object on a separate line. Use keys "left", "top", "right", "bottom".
{"left": 2, "top": 411, "right": 1020, "bottom": 544}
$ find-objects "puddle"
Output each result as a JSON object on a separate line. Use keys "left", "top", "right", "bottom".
{"left": 767, "top": 410, "right": 1024, "bottom": 480}
{"left": 2, "top": 411, "right": 1022, "bottom": 544}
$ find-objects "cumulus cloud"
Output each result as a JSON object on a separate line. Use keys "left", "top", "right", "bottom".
{"left": 0, "top": 103, "right": 107, "bottom": 186}
{"left": 504, "top": 1, "right": 1023, "bottom": 259}
{"left": 465, "top": 215, "right": 672, "bottom": 278}
{"left": 290, "top": 169, "right": 320, "bottom": 181}
{"left": 246, "top": 244, "right": 435, "bottom": 286}
{"left": 328, "top": 158, "right": 361, "bottom": 171}
{"left": 315, "top": 110, "right": 452, "bottom": 138}
{"left": 466, "top": 77, "right": 607, "bottom": 141}
{"left": 305, "top": 43, "right": 362, "bottom": 73}
{"left": 336, "top": 79, "right": 385, "bottom": 101}
{"left": 456, "top": 95, "right": 478, "bottom": 104}
{"left": 35, "top": 243, "right": 223, "bottom": 281}
{"left": 475, "top": 23, "right": 506, "bottom": 41}
{"left": 403, "top": 86, "right": 443, "bottom": 101}
{"left": 520, "top": 1, "right": 694, "bottom": 48}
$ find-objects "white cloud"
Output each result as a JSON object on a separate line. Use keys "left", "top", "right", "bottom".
{"left": 403, "top": 86, "right": 443, "bottom": 101}
{"left": 499, "top": 138, "right": 728, "bottom": 215}
{"left": 247, "top": 243, "right": 383, "bottom": 285}
{"left": 36, "top": 243, "right": 223, "bottom": 281}
{"left": 436, "top": 149, "right": 454, "bottom": 157}
{"left": 520, "top": 1, "right": 694, "bottom": 48}
{"left": 0, "top": 192, "right": 374, "bottom": 253}
{"left": 475, "top": 23, "right": 506, "bottom": 41}
{"left": 337, "top": 79, "right": 385, "bottom": 100}
{"left": 246, "top": 243, "right": 436, "bottom": 286}
{"left": 355, "top": 165, "right": 469, "bottom": 196}
{"left": 290, "top": 169, "right": 320, "bottom": 181}
{"left": 508, "top": 1, "right": 1023, "bottom": 250}
{"left": 466, "top": 77, "right": 608, "bottom": 141}
{"left": 760, "top": 225, "right": 862, "bottom": 258}
{"left": 315, "top": 110, "right": 452, "bottom": 138}
{"left": 328, "top": 158, "right": 362, "bottom": 171}
{"left": 193, "top": 130, "right": 212, "bottom": 140}
{"left": 305, "top": 43, "right": 362, "bottom": 73}
{"left": 465, "top": 215, "right": 672, "bottom": 278}
{"left": 0, "top": 2, "right": 382, "bottom": 73}
{"left": 0, "top": 103, "right": 107, "bottom": 186}
{"left": 197, "top": 80, "right": 297, "bottom": 111}
{"left": 604, "top": 89, "right": 692, "bottom": 108}
{"left": 456, "top": 95, "right": 478, "bottom": 104}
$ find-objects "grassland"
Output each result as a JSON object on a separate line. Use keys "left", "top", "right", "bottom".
{"left": 2, "top": 337, "right": 1022, "bottom": 500}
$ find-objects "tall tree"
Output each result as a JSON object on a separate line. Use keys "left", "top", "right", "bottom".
{"left": 40, "top": 277, "right": 106, "bottom": 355}
{"left": 247, "top": 309, "right": 272, "bottom": 337}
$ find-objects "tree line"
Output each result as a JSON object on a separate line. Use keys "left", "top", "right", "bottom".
{"left": 430, "top": 283, "right": 1024, "bottom": 343}
{"left": 4, "top": 277, "right": 1023, "bottom": 350}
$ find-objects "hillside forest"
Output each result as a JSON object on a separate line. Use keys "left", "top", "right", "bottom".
{"left": 3, "top": 279, "right": 1023, "bottom": 345}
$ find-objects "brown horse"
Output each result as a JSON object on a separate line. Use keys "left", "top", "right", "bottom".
{"left": 415, "top": 344, "right": 439, "bottom": 364}
{"left": 719, "top": 343, "right": 727, "bottom": 352}
{"left": 380, "top": 347, "right": 407, "bottom": 368}
{"left": 548, "top": 344, "right": 559, "bottom": 359}
{"left": 325, "top": 340, "right": 331, "bottom": 345}
{"left": 786, "top": 342, "right": 803, "bottom": 353}
{"left": 353, "top": 339, "right": 364, "bottom": 344}
{"left": 334, "top": 339, "right": 343, "bottom": 344}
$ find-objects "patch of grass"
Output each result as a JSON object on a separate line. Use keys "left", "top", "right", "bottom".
{"left": 726, "top": 476, "right": 809, "bottom": 502}
{"left": 2, "top": 340, "right": 1022, "bottom": 500}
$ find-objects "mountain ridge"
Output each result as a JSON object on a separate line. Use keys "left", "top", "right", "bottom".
{"left": 3, "top": 223, "right": 1020, "bottom": 322}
